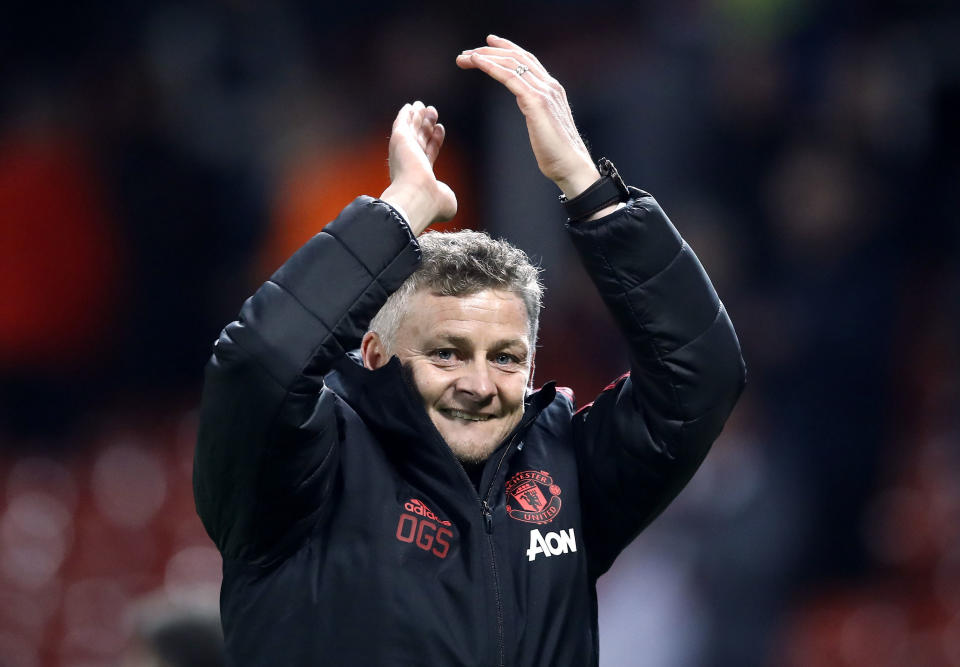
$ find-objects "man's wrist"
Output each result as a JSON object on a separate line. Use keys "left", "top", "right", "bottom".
{"left": 560, "top": 158, "right": 630, "bottom": 222}
{"left": 380, "top": 183, "right": 433, "bottom": 236}
{"left": 554, "top": 163, "right": 602, "bottom": 200}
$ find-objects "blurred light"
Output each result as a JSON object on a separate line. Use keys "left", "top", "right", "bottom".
{"left": 0, "top": 584, "right": 59, "bottom": 637}
{"left": 943, "top": 613, "right": 960, "bottom": 666}
{"left": 92, "top": 442, "right": 167, "bottom": 528}
{"left": 62, "top": 578, "right": 130, "bottom": 654}
{"left": 864, "top": 486, "right": 928, "bottom": 566}
{"left": 936, "top": 546, "right": 960, "bottom": 611}
{"left": 164, "top": 546, "right": 222, "bottom": 599}
{"left": 0, "top": 632, "right": 38, "bottom": 667}
{"left": 175, "top": 409, "right": 200, "bottom": 476}
{"left": 839, "top": 602, "right": 910, "bottom": 666}
{"left": 0, "top": 491, "right": 72, "bottom": 589}
{"left": 6, "top": 457, "right": 77, "bottom": 509}
{"left": 709, "top": 0, "right": 810, "bottom": 42}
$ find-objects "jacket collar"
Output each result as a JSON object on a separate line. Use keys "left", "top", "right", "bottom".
{"left": 325, "top": 353, "right": 557, "bottom": 505}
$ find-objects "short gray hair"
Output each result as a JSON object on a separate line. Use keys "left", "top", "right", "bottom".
{"left": 368, "top": 230, "right": 543, "bottom": 351}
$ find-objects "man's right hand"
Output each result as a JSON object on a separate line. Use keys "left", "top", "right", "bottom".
{"left": 380, "top": 101, "right": 457, "bottom": 236}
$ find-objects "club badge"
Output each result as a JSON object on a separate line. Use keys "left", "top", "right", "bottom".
{"left": 505, "top": 470, "right": 562, "bottom": 525}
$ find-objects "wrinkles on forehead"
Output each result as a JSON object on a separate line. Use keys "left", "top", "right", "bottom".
{"left": 394, "top": 289, "right": 531, "bottom": 355}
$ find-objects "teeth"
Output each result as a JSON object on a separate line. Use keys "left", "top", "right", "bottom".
{"left": 445, "top": 410, "right": 491, "bottom": 422}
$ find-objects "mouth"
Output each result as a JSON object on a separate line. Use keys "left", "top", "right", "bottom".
{"left": 440, "top": 409, "right": 494, "bottom": 423}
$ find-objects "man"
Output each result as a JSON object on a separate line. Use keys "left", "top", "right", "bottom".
{"left": 194, "top": 35, "right": 745, "bottom": 665}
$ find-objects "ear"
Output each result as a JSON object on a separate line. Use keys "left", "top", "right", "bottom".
{"left": 361, "top": 331, "right": 389, "bottom": 370}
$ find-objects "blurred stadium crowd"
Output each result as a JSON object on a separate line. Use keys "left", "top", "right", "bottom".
{"left": 0, "top": 0, "right": 957, "bottom": 665}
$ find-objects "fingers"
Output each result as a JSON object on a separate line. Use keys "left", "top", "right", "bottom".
{"left": 410, "top": 101, "right": 426, "bottom": 144}
{"left": 392, "top": 102, "right": 411, "bottom": 130}
{"left": 486, "top": 33, "right": 541, "bottom": 66}
{"left": 457, "top": 34, "right": 551, "bottom": 75}
{"left": 425, "top": 123, "right": 445, "bottom": 165}
{"left": 487, "top": 34, "right": 550, "bottom": 77}
{"left": 463, "top": 54, "right": 552, "bottom": 94}
{"left": 390, "top": 100, "right": 445, "bottom": 167}
{"left": 456, "top": 52, "right": 542, "bottom": 101}
{"left": 456, "top": 35, "right": 564, "bottom": 108}
{"left": 457, "top": 50, "right": 541, "bottom": 79}
{"left": 394, "top": 101, "right": 429, "bottom": 127}
{"left": 393, "top": 101, "right": 439, "bottom": 139}
{"left": 419, "top": 105, "right": 438, "bottom": 148}
{"left": 457, "top": 46, "right": 550, "bottom": 81}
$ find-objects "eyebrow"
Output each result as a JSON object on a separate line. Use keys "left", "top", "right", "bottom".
{"left": 432, "top": 333, "right": 529, "bottom": 355}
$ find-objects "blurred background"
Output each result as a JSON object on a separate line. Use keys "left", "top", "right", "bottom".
{"left": 0, "top": 0, "right": 957, "bottom": 665}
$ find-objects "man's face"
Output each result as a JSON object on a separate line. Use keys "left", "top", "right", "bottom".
{"left": 383, "top": 288, "right": 531, "bottom": 463}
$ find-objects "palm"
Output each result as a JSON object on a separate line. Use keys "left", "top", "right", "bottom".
{"left": 388, "top": 103, "right": 457, "bottom": 224}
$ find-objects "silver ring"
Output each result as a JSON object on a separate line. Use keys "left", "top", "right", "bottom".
{"left": 515, "top": 64, "right": 529, "bottom": 76}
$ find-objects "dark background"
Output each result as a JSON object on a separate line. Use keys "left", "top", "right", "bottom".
{"left": 0, "top": 0, "right": 957, "bottom": 665}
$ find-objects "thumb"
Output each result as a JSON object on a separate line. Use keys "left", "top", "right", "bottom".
{"left": 433, "top": 182, "right": 458, "bottom": 223}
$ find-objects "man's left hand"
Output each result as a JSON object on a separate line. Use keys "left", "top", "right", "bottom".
{"left": 456, "top": 35, "right": 601, "bottom": 201}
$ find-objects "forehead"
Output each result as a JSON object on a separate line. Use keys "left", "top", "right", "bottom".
{"left": 398, "top": 288, "right": 529, "bottom": 346}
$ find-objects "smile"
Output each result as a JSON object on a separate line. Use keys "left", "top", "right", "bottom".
{"left": 441, "top": 409, "right": 493, "bottom": 422}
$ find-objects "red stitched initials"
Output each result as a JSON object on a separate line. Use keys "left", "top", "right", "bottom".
{"left": 396, "top": 499, "right": 453, "bottom": 559}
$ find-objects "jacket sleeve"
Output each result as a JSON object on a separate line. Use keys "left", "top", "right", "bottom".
{"left": 566, "top": 188, "right": 746, "bottom": 579}
{"left": 193, "top": 196, "right": 421, "bottom": 564}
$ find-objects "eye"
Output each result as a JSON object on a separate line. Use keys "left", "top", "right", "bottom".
{"left": 430, "top": 348, "right": 458, "bottom": 363}
{"left": 494, "top": 352, "right": 519, "bottom": 365}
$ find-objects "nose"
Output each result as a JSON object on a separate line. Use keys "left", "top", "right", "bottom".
{"left": 455, "top": 359, "right": 496, "bottom": 404}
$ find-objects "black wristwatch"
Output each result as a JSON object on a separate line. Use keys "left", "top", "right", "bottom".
{"left": 559, "top": 157, "right": 630, "bottom": 221}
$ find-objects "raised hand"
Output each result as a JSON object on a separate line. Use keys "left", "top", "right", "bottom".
{"left": 380, "top": 101, "right": 458, "bottom": 236}
{"left": 456, "top": 35, "right": 601, "bottom": 199}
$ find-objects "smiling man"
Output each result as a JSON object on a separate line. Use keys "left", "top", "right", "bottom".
{"left": 366, "top": 287, "right": 531, "bottom": 462}
{"left": 195, "top": 36, "right": 745, "bottom": 666}
{"left": 361, "top": 234, "right": 540, "bottom": 467}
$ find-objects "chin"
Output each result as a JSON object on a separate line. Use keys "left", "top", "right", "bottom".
{"left": 445, "top": 436, "right": 501, "bottom": 464}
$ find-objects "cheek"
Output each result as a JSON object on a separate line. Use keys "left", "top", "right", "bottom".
{"left": 408, "top": 364, "right": 451, "bottom": 403}
{"left": 501, "top": 375, "right": 529, "bottom": 410}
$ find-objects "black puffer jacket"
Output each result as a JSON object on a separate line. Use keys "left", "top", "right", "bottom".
{"left": 194, "top": 189, "right": 745, "bottom": 666}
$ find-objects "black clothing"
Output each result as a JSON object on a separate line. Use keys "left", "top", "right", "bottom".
{"left": 194, "top": 190, "right": 745, "bottom": 666}
{"left": 461, "top": 459, "right": 486, "bottom": 490}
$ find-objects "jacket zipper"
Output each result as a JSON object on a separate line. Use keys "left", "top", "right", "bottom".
{"left": 439, "top": 426, "right": 528, "bottom": 667}
{"left": 416, "top": 422, "right": 509, "bottom": 667}
{"left": 402, "top": 381, "right": 538, "bottom": 667}
{"left": 478, "top": 432, "right": 522, "bottom": 667}
{"left": 481, "top": 500, "right": 504, "bottom": 667}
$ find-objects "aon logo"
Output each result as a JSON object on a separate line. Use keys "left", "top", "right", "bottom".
{"left": 527, "top": 528, "right": 577, "bottom": 562}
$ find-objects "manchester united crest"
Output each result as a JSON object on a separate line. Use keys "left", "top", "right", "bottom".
{"left": 505, "top": 470, "right": 562, "bottom": 524}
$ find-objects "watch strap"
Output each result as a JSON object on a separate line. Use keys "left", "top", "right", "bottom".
{"left": 560, "top": 157, "right": 630, "bottom": 221}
